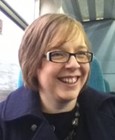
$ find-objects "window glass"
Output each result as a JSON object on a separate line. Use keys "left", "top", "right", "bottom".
{"left": 0, "top": 11, "right": 23, "bottom": 99}
{"left": 5, "top": 0, "right": 35, "bottom": 24}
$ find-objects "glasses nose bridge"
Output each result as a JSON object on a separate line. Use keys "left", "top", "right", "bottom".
{"left": 69, "top": 53, "right": 77, "bottom": 60}
{"left": 67, "top": 53, "right": 78, "bottom": 63}
{"left": 66, "top": 53, "right": 80, "bottom": 66}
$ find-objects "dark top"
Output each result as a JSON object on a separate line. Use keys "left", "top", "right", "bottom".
{"left": 43, "top": 105, "right": 77, "bottom": 140}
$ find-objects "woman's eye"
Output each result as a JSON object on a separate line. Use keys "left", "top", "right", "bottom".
{"left": 76, "top": 51, "right": 87, "bottom": 58}
{"left": 51, "top": 52, "right": 64, "bottom": 57}
{"left": 78, "top": 51, "right": 87, "bottom": 55}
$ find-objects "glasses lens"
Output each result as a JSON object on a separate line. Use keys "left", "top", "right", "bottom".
{"left": 50, "top": 51, "right": 68, "bottom": 62}
{"left": 76, "top": 52, "right": 92, "bottom": 63}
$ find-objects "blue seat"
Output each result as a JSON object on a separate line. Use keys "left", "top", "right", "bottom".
{"left": 87, "top": 56, "right": 110, "bottom": 92}
{"left": 17, "top": 70, "right": 23, "bottom": 87}
{"left": 104, "top": 79, "right": 111, "bottom": 92}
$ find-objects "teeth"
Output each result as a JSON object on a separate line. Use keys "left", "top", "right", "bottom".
{"left": 60, "top": 77, "right": 77, "bottom": 84}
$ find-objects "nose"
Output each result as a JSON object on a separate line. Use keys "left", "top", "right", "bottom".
{"left": 65, "top": 56, "right": 80, "bottom": 69}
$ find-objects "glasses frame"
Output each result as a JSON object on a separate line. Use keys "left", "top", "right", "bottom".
{"left": 45, "top": 50, "right": 93, "bottom": 64}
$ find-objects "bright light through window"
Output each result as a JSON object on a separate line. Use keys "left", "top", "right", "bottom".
{"left": 5, "top": 0, "right": 35, "bottom": 24}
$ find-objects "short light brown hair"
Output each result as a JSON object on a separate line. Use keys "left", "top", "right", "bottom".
{"left": 18, "top": 13, "right": 91, "bottom": 91}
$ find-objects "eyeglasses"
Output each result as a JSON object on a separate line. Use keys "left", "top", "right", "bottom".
{"left": 45, "top": 50, "right": 93, "bottom": 63}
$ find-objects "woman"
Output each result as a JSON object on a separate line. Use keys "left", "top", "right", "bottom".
{"left": 0, "top": 13, "right": 115, "bottom": 140}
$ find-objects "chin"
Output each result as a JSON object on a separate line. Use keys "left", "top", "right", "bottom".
{"left": 60, "top": 90, "right": 80, "bottom": 101}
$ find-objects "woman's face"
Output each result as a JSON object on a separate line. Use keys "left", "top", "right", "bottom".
{"left": 37, "top": 33, "right": 90, "bottom": 109}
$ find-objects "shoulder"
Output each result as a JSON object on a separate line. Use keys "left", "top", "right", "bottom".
{"left": 0, "top": 87, "right": 33, "bottom": 119}
{"left": 0, "top": 86, "right": 41, "bottom": 122}
{"left": 78, "top": 86, "right": 115, "bottom": 117}
{"left": 0, "top": 86, "right": 29, "bottom": 107}
{"left": 78, "top": 86, "right": 115, "bottom": 103}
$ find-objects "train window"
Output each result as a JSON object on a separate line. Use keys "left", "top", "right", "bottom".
{"left": 0, "top": 11, "right": 24, "bottom": 99}
{"left": 0, "top": 0, "right": 36, "bottom": 100}
{"left": 4, "top": 0, "right": 35, "bottom": 24}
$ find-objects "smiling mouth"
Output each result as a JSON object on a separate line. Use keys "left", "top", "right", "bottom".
{"left": 58, "top": 77, "right": 78, "bottom": 84}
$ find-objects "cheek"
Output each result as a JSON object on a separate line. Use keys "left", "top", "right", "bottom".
{"left": 79, "top": 64, "right": 90, "bottom": 89}
{"left": 81, "top": 64, "right": 90, "bottom": 79}
{"left": 36, "top": 67, "right": 51, "bottom": 90}
{"left": 36, "top": 62, "right": 62, "bottom": 86}
{"left": 83, "top": 64, "right": 90, "bottom": 81}
{"left": 37, "top": 66, "right": 51, "bottom": 83}
{"left": 85, "top": 64, "right": 90, "bottom": 74}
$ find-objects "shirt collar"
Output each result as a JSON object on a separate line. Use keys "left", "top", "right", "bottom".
{"left": 2, "top": 86, "right": 43, "bottom": 121}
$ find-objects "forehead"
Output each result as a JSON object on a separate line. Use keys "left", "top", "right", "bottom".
{"left": 48, "top": 31, "right": 88, "bottom": 52}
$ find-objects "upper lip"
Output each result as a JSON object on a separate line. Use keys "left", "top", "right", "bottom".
{"left": 58, "top": 76, "right": 79, "bottom": 84}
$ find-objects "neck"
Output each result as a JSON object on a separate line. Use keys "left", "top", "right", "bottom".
{"left": 41, "top": 98, "right": 77, "bottom": 114}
